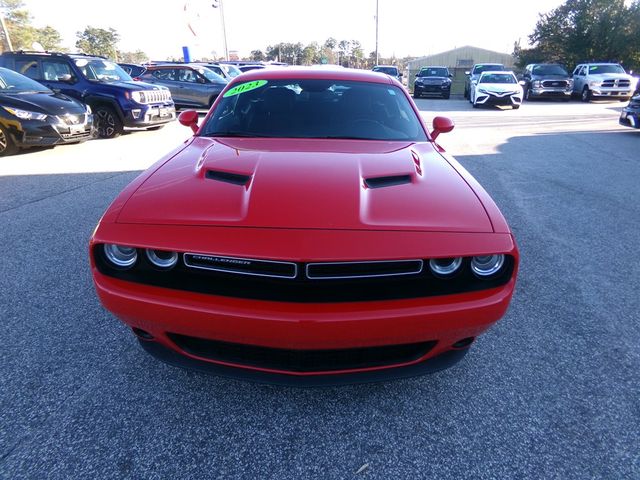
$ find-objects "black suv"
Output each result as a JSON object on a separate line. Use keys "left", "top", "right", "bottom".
{"left": 413, "top": 66, "right": 452, "bottom": 99}
{"left": 0, "top": 51, "right": 175, "bottom": 138}
{"left": 522, "top": 64, "right": 572, "bottom": 101}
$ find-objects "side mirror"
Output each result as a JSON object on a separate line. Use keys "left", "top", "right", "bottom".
{"left": 58, "top": 74, "right": 75, "bottom": 83}
{"left": 178, "top": 110, "right": 199, "bottom": 134}
{"left": 399, "top": 72, "right": 403, "bottom": 77}
{"left": 448, "top": 73, "right": 453, "bottom": 78}
{"left": 431, "top": 116, "right": 454, "bottom": 140}
{"left": 518, "top": 80, "right": 526, "bottom": 86}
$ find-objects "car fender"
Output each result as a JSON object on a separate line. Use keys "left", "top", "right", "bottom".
{"left": 84, "top": 94, "right": 125, "bottom": 122}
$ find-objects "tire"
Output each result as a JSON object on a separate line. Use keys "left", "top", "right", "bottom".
{"left": 513, "top": 105, "right": 520, "bottom": 110}
{"left": 0, "top": 125, "right": 18, "bottom": 157}
{"left": 94, "top": 106, "right": 123, "bottom": 139}
{"left": 413, "top": 91, "right": 420, "bottom": 99}
{"left": 464, "top": 86, "right": 468, "bottom": 99}
{"left": 524, "top": 87, "right": 531, "bottom": 101}
{"left": 443, "top": 92, "right": 450, "bottom": 99}
{"left": 581, "top": 87, "right": 591, "bottom": 102}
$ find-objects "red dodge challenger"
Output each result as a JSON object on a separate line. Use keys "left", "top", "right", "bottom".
{"left": 90, "top": 67, "right": 519, "bottom": 385}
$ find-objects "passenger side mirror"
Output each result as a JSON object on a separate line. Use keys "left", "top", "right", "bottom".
{"left": 178, "top": 110, "right": 199, "bottom": 134}
{"left": 448, "top": 74, "right": 453, "bottom": 78}
{"left": 431, "top": 116, "right": 454, "bottom": 140}
{"left": 58, "top": 74, "right": 75, "bottom": 83}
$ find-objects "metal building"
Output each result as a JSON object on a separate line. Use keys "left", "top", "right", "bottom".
{"left": 406, "top": 46, "right": 516, "bottom": 95}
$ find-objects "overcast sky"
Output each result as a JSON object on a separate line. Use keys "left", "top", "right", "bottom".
{"left": 23, "top": 0, "right": 565, "bottom": 60}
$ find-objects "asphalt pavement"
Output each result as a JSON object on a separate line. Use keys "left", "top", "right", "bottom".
{"left": 1, "top": 100, "right": 638, "bottom": 479}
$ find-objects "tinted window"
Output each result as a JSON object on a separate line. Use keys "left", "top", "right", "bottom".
{"left": 0, "top": 67, "right": 50, "bottom": 92}
{"left": 150, "top": 68, "right": 176, "bottom": 81}
{"left": 472, "top": 64, "right": 505, "bottom": 74}
{"left": 42, "top": 60, "right": 73, "bottom": 81}
{"left": 373, "top": 66, "right": 399, "bottom": 76}
{"left": 589, "top": 64, "right": 626, "bottom": 74}
{"left": 197, "top": 67, "right": 227, "bottom": 84}
{"left": 418, "top": 68, "right": 448, "bottom": 77}
{"left": 16, "top": 59, "right": 40, "bottom": 80}
{"left": 532, "top": 64, "right": 568, "bottom": 76}
{"left": 74, "top": 59, "right": 131, "bottom": 82}
{"left": 201, "top": 79, "right": 426, "bottom": 141}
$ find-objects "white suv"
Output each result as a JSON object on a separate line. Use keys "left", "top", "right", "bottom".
{"left": 572, "top": 63, "right": 636, "bottom": 101}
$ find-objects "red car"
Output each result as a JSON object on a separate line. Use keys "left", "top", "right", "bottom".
{"left": 90, "top": 67, "right": 519, "bottom": 385}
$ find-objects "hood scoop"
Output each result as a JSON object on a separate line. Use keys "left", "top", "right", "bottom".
{"left": 205, "top": 170, "right": 252, "bottom": 186}
{"left": 364, "top": 174, "right": 412, "bottom": 189}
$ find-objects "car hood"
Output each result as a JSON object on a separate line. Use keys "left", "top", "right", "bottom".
{"left": 478, "top": 83, "right": 520, "bottom": 93}
{"left": 116, "top": 138, "right": 493, "bottom": 233}
{"left": 586, "top": 73, "right": 632, "bottom": 81}
{"left": 95, "top": 80, "right": 169, "bottom": 92}
{"left": 531, "top": 74, "right": 570, "bottom": 80}
{"left": 0, "top": 91, "right": 86, "bottom": 115}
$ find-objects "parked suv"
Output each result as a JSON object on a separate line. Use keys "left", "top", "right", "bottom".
{"left": 572, "top": 63, "right": 636, "bottom": 102}
{"left": 372, "top": 65, "right": 402, "bottom": 82}
{"left": 413, "top": 66, "right": 452, "bottom": 99}
{"left": 0, "top": 51, "right": 175, "bottom": 138}
{"left": 464, "top": 63, "right": 505, "bottom": 99}
{"left": 139, "top": 64, "right": 227, "bottom": 109}
{"left": 522, "top": 64, "right": 573, "bottom": 101}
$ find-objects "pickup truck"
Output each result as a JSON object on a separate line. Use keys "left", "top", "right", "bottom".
{"left": 572, "top": 63, "right": 636, "bottom": 102}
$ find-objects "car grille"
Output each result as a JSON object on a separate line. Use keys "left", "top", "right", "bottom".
{"left": 167, "top": 333, "right": 437, "bottom": 372}
{"left": 601, "top": 79, "right": 631, "bottom": 88}
{"left": 541, "top": 80, "right": 568, "bottom": 88}
{"left": 142, "top": 89, "right": 172, "bottom": 104}
{"left": 94, "top": 247, "right": 516, "bottom": 302}
{"left": 60, "top": 130, "right": 92, "bottom": 140}
{"left": 57, "top": 113, "right": 87, "bottom": 125}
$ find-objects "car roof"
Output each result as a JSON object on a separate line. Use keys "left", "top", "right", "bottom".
{"left": 420, "top": 66, "right": 448, "bottom": 69}
{"left": 235, "top": 66, "right": 397, "bottom": 84}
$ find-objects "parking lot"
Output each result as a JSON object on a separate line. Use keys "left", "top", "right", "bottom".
{"left": 1, "top": 99, "right": 638, "bottom": 479}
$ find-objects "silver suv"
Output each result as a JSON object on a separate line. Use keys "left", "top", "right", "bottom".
{"left": 572, "top": 63, "right": 636, "bottom": 101}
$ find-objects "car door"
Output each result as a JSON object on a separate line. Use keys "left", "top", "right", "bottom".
{"left": 39, "top": 59, "right": 81, "bottom": 100}
{"left": 176, "top": 68, "right": 208, "bottom": 107}
{"left": 573, "top": 65, "right": 586, "bottom": 92}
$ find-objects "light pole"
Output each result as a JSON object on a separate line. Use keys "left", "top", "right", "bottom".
{"left": 212, "top": 0, "right": 229, "bottom": 61}
{"left": 375, "top": 0, "right": 379, "bottom": 66}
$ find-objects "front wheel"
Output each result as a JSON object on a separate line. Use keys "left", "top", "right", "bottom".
{"left": 443, "top": 92, "right": 450, "bottom": 99}
{"left": 512, "top": 105, "right": 520, "bottom": 110}
{"left": 413, "top": 91, "right": 420, "bottom": 99}
{"left": 94, "top": 106, "right": 123, "bottom": 139}
{"left": 524, "top": 88, "right": 532, "bottom": 101}
{"left": 0, "top": 125, "right": 18, "bottom": 157}
{"left": 581, "top": 87, "right": 591, "bottom": 102}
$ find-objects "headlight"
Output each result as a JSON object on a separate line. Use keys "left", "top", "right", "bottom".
{"left": 131, "top": 91, "right": 146, "bottom": 103}
{"left": 567, "top": 79, "right": 574, "bottom": 88}
{"left": 145, "top": 249, "right": 178, "bottom": 269}
{"left": 442, "top": 80, "right": 451, "bottom": 85}
{"left": 478, "top": 88, "right": 488, "bottom": 94}
{"left": 2, "top": 107, "right": 47, "bottom": 121}
{"left": 86, "top": 105, "right": 92, "bottom": 114}
{"left": 589, "top": 81, "right": 601, "bottom": 87}
{"left": 471, "top": 255, "right": 505, "bottom": 278}
{"left": 103, "top": 244, "right": 138, "bottom": 268}
{"left": 429, "top": 257, "right": 463, "bottom": 277}
{"left": 532, "top": 80, "right": 541, "bottom": 88}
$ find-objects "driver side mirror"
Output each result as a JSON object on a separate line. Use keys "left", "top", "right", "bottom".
{"left": 431, "top": 116, "right": 454, "bottom": 140}
{"left": 178, "top": 110, "right": 199, "bottom": 134}
{"left": 58, "top": 74, "right": 76, "bottom": 83}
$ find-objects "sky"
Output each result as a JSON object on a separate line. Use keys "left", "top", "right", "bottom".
{"left": 21, "top": 0, "right": 566, "bottom": 60}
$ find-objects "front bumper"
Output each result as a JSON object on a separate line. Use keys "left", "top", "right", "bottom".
{"left": 619, "top": 107, "right": 639, "bottom": 128}
{"left": 588, "top": 88, "right": 633, "bottom": 98}
{"left": 124, "top": 103, "right": 176, "bottom": 128}
{"left": 414, "top": 83, "right": 451, "bottom": 96}
{"left": 8, "top": 113, "right": 94, "bottom": 147}
{"left": 475, "top": 92, "right": 522, "bottom": 106}
{"left": 528, "top": 88, "right": 572, "bottom": 99}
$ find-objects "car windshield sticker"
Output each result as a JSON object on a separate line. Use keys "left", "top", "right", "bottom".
{"left": 388, "top": 89, "right": 396, "bottom": 95}
{"left": 223, "top": 80, "right": 268, "bottom": 97}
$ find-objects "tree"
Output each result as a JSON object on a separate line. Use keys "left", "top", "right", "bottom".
{"left": 250, "top": 49, "right": 264, "bottom": 61}
{"left": 301, "top": 42, "right": 319, "bottom": 65}
{"left": 0, "top": 0, "right": 34, "bottom": 50}
{"left": 76, "top": 26, "right": 120, "bottom": 60}
{"left": 516, "top": 0, "right": 639, "bottom": 70}
{"left": 34, "top": 25, "right": 64, "bottom": 51}
{"left": 118, "top": 50, "right": 148, "bottom": 64}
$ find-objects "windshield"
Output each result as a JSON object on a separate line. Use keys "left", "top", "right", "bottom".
{"left": 479, "top": 73, "right": 516, "bottom": 84}
{"left": 197, "top": 67, "right": 227, "bottom": 84}
{"left": 221, "top": 64, "right": 241, "bottom": 77}
{"left": 0, "top": 67, "right": 50, "bottom": 93}
{"left": 373, "top": 66, "right": 399, "bottom": 76}
{"left": 589, "top": 64, "right": 626, "bottom": 74}
{"left": 532, "top": 64, "right": 568, "bottom": 76}
{"left": 473, "top": 64, "right": 505, "bottom": 75}
{"left": 75, "top": 59, "right": 132, "bottom": 82}
{"left": 418, "top": 68, "right": 448, "bottom": 77}
{"left": 201, "top": 79, "right": 427, "bottom": 141}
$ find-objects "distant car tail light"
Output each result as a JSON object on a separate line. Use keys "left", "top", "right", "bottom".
{"left": 471, "top": 255, "right": 505, "bottom": 278}
{"left": 104, "top": 244, "right": 137, "bottom": 268}
{"left": 146, "top": 249, "right": 178, "bottom": 269}
{"left": 429, "top": 257, "right": 463, "bottom": 277}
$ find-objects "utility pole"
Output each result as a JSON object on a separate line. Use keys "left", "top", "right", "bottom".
{"left": 219, "top": 0, "right": 229, "bottom": 61}
{"left": 375, "top": 0, "right": 379, "bottom": 66}
{"left": 1, "top": 16, "right": 13, "bottom": 52}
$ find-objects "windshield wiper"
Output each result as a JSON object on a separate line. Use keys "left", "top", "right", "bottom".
{"left": 204, "top": 131, "right": 272, "bottom": 138}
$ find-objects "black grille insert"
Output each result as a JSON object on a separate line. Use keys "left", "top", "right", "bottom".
{"left": 168, "top": 333, "right": 437, "bottom": 372}
{"left": 184, "top": 253, "right": 297, "bottom": 278}
{"left": 306, "top": 260, "right": 423, "bottom": 279}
